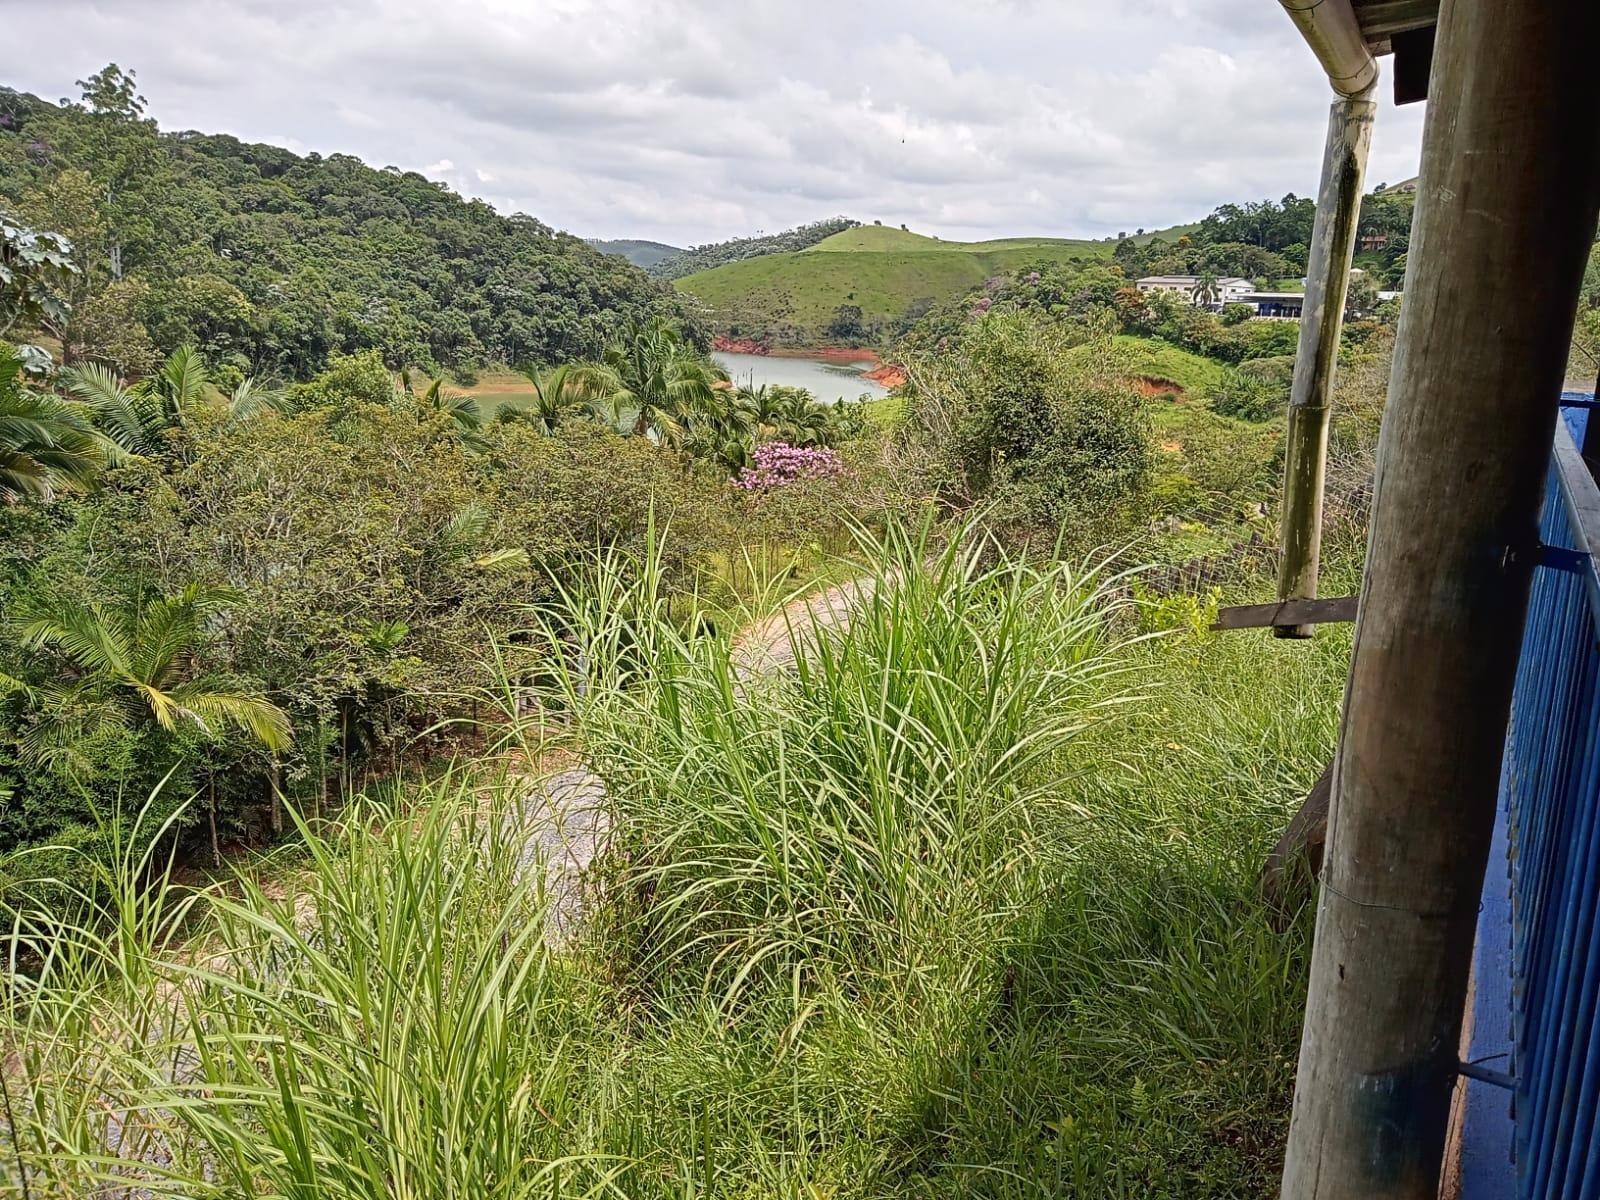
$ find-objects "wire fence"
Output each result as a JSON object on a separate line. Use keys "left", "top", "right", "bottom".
{"left": 1132, "top": 477, "right": 1373, "bottom": 601}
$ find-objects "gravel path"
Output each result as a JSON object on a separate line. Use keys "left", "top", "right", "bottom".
{"left": 519, "top": 574, "right": 879, "bottom": 935}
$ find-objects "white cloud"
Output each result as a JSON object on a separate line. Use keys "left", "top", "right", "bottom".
{"left": 2, "top": 0, "right": 1426, "bottom": 244}
{"left": 337, "top": 104, "right": 381, "bottom": 129}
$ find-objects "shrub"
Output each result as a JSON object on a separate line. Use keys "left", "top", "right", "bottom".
{"left": 0, "top": 404, "right": 746, "bottom": 868}
{"left": 902, "top": 312, "right": 1153, "bottom": 544}
{"left": 732, "top": 442, "right": 844, "bottom": 491}
{"left": 1211, "top": 359, "right": 1292, "bottom": 423}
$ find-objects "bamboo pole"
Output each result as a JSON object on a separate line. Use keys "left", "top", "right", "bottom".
{"left": 1275, "top": 86, "right": 1376, "bottom": 638}
{"left": 1280, "top": 2, "right": 1600, "bottom": 1197}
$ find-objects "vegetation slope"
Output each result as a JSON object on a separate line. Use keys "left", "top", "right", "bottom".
{"left": 585, "top": 237, "right": 685, "bottom": 268}
{"left": 675, "top": 235, "right": 1105, "bottom": 341}
{"left": 0, "top": 65, "right": 1427, "bottom": 1200}
{"left": 0, "top": 69, "right": 693, "bottom": 380}
{"left": 649, "top": 216, "right": 860, "bottom": 281}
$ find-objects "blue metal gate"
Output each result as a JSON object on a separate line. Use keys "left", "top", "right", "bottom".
{"left": 1499, "top": 403, "right": 1600, "bottom": 1198}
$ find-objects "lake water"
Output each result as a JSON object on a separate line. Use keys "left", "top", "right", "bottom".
{"left": 713, "top": 352, "right": 889, "bottom": 404}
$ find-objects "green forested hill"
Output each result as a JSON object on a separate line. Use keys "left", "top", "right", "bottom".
{"left": 586, "top": 238, "right": 685, "bottom": 268}
{"left": 0, "top": 69, "right": 694, "bottom": 378}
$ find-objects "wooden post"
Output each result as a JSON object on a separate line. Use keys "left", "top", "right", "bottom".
{"left": 1275, "top": 86, "right": 1376, "bottom": 638}
{"left": 1281, "top": 3, "right": 1600, "bottom": 1197}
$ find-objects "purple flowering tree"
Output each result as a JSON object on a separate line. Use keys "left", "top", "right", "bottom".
{"left": 732, "top": 442, "right": 846, "bottom": 492}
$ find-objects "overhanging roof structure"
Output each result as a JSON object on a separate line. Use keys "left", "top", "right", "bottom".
{"left": 1279, "top": 0, "right": 1441, "bottom": 97}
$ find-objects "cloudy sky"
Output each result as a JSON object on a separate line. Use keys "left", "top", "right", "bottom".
{"left": 4, "top": 0, "right": 1426, "bottom": 247}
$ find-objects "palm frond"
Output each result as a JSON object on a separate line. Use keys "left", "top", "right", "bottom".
{"left": 60, "top": 362, "right": 153, "bottom": 455}
{"left": 0, "top": 668, "right": 32, "bottom": 702}
{"left": 15, "top": 681, "right": 131, "bottom": 774}
{"left": 174, "top": 687, "right": 293, "bottom": 751}
{"left": 228, "top": 376, "right": 288, "bottom": 421}
{"left": 19, "top": 598, "right": 136, "bottom": 679}
{"left": 159, "top": 343, "right": 212, "bottom": 425}
{"left": 132, "top": 597, "right": 202, "bottom": 686}
{"left": 437, "top": 503, "right": 490, "bottom": 561}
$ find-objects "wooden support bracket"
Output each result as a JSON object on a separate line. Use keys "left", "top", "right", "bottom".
{"left": 1211, "top": 596, "right": 1359, "bottom": 632}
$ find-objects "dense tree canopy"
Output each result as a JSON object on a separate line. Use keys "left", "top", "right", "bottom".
{"left": 0, "top": 66, "right": 698, "bottom": 379}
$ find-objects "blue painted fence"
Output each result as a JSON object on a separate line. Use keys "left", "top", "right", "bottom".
{"left": 1496, "top": 400, "right": 1600, "bottom": 1198}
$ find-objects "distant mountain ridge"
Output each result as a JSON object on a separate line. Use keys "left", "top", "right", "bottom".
{"left": 649, "top": 218, "right": 860, "bottom": 281}
{"left": 586, "top": 238, "right": 685, "bottom": 269}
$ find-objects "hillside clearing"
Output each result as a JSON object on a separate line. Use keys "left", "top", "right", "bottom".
{"left": 1094, "top": 335, "right": 1232, "bottom": 397}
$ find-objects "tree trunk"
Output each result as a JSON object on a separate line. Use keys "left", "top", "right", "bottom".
{"left": 208, "top": 774, "right": 221, "bottom": 868}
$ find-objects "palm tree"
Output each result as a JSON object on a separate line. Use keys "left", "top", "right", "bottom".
{"left": 60, "top": 344, "right": 240, "bottom": 457}
{"left": 417, "top": 377, "right": 483, "bottom": 433}
{"left": 1191, "top": 272, "right": 1221, "bottom": 309}
{"left": 678, "top": 408, "right": 757, "bottom": 470}
{"left": 408, "top": 376, "right": 496, "bottom": 455}
{"left": 14, "top": 583, "right": 291, "bottom": 771}
{"left": 501, "top": 362, "right": 614, "bottom": 435}
{"left": 774, "top": 386, "right": 831, "bottom": 447}
{"left": 734, "top": 382, "right": 787, "bottom": 442}
{"left": 598, "top": 317, "right": 724, "bottom": 439}
{"left": 0, "top": 344, "right": 112, "bottom": 501}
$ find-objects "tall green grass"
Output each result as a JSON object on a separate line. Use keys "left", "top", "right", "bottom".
{"left": 1, "top": 522, "right": 1341, "bottom": 1198}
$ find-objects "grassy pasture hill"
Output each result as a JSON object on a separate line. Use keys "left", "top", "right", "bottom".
{"left": 673, "top": 224, "right": 1122, "bottom": 343}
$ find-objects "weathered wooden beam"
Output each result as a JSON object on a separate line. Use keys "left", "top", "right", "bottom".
{"left": 1280, "top": 2, "right": 1600, "bottom": 1197}
{"left": 1355, "top": 0, "right": 1441, "bottom": 38}
{"left": 1391, "top": 25, "right": 1436, "bottom": 104}
{"left": 1275, "top": 87, "right": 1377, "bottom": 638}
{"left": 1211, "top": 596, "right": 1358, "bottom": 631}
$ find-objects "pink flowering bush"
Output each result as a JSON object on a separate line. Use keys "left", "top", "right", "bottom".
{"left": 732, "top": 442, "right": 845, "bottom": 491}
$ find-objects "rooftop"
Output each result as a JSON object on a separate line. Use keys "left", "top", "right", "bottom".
{"left": 1136, "top": 275, "right": 1252, "bottom": 287}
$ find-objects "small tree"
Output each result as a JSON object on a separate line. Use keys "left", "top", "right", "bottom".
{"left": 14, "top": 583, "right": 291, "bottom": 773}
{"left": 1346, "top": 270, "right": 1380, "bottom": 317}
{"left": 904, "top": 312, "right": 1152, "bottom": 543}
{"left": 0, "top": 343, "right": 109, "bottom": 501}
{"left": 828, "top": 304, "right": 865, "bottom": 341}
{"left": 0, "top": 212, "right": 76, "bottom": 339}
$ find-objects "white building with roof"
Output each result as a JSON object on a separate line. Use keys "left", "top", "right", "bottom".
{"left": 1135, "top": 275, "right": 1256, "bottom": 309}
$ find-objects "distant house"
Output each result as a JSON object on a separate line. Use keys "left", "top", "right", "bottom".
{"left": 1136, "top": 275, "right": 1256, "bottom": 309}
